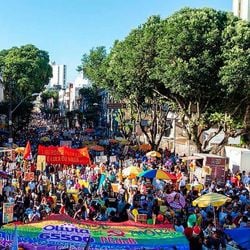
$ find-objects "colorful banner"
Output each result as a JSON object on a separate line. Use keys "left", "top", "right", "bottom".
{"left": 0, "top": 215, "right": 189, "bottom": 250}
{"left": 38, "top": 145, "right": 90, "bottom": 165}
{"left": 2, "top": 203, "right": 14, "bottom": 224}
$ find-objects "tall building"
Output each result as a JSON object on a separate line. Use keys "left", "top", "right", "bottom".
{"left": 49, "top": 62, "right": 67, "bottom": 89}
{"left": 233, "top": 0, "right": 250, "bottom": 21}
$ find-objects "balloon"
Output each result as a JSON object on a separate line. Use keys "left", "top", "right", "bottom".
{"left": 157, "top": 214, "right": 164, "bottom": 222}
{"left": 147, "top": 218, "right": 153, "bottom": 224}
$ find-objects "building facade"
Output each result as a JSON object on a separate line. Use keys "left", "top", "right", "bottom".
{"left": 49, "top": 63, "right": 67, "bottom": 89}
{"left": 233, "top": 0, "right": 250, "bottom": 21}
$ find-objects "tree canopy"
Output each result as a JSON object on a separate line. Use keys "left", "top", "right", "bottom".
{"left": 78, "top": 8, "right": 250, "bottom": 151}
{"left": 154, "top": 8, "right": 250, "bottom": 151}
{"left": 0, "top": 44, "right": 52, "bottom": 101}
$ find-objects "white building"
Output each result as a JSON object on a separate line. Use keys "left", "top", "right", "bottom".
{"left": 58, "top": 75, "right": 91, "bottom": 112}
{"left": 49, "top": 63, "right": 67, "bottom": 89}
{"left": 233, "top": 0, "right": 250, "bottom": 21}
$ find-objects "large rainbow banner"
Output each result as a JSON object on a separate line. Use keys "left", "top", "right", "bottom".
{"left": 0, "top": 215, "right": 189, "bottom": 250}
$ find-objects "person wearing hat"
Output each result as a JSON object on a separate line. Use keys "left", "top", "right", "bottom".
{"left": 189, "top": 225, "right": 204, "bottom": 250}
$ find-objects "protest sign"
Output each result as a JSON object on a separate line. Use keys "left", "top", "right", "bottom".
{"left": 60, "top": 140, "right": 72, "bottom": 147}
{"left": 24, "top": 172, "right": 35, "bottom": 181}
{"left": 109, "top": 155, "right": 117, "bottom": 163}
{"left": 95, "top": 155, "right": 108, "bottom": 163}
{"left": 37, "top": 155, "right": 46, "bottom": 171}
{"left": 2, "top": 203, "right": 14, "bottom": 223}
{"left": 111, "top": 183, "right": 119, "bottom": 193}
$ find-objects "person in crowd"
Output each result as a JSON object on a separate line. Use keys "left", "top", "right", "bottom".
{"left": 0, "top": 113, "right": 249, "bottom": 250}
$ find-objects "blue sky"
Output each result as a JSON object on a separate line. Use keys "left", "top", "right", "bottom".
{"left": 0, "top": 0, "right": 232, "bottom": 82}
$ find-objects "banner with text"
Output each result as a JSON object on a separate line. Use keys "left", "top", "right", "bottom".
{"left": 0, "top": 216, "right": 188, "bottom": 250}
{"left": 38, "top": 145, "right": 90, "bottom": 165}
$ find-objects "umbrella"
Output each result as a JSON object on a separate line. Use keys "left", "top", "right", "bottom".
{"left": 131, "top": 145, "right": 139, "bottom": 150}
{"left": 109, "top": 139, "right": 117, "bottom": 144}
{"left": 15, "top": 147, "right": 25, "bottom": 154}
{"left": 122, "top": 166, "right": 142, "bottom": 179}
{"left": 40, "top": 136, "right": 50, "bottom": 142}
{"left": 115, "top": 137, "right": 129, "bottom": 145}
{"left": 138, "top": 169, "right": 177, "bottom": 180}
{"left": 90, "top": 145, "right": 104, "bottom": 152}
{"left": 0, "top": 170, "right": 11, "bottom": 179}
{"left": 146, "top": 151, "right": 161, "bottom": 158}
{"left": 85, "top": 128, "right": 95, "bottom": 133}
{"left": 139, "top": 144, "right": 152, "bottom": 151}
{"left": 12, "top": 144, "right": 18, "bottom": 149}
{"left": 192, "top": 192, "right": 231, "bottom": 208}
{"left": 166, "top": 192, "right": 186, "bottom": 209}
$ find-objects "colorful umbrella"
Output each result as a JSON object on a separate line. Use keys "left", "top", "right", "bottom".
{"left": 90, "top": 145, "right": 104, "bottom": 152}
{"left": 138, "top": 169, "right": 177, "bottom": 180}
{"left": 192, "top": 192, "right": 231, "bottom": 208}
{"left": 166, "top": 192, "right": 186, "bottom": 209}
{"left": 122, "top": 166, "right": 142, "bottom": 179}
{"left": 146, "top": 151, "right": 161, "bottom": 158}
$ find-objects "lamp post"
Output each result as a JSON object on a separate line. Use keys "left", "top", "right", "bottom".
{"left": 8, "top": 92, "right": 39, "bottom": 146}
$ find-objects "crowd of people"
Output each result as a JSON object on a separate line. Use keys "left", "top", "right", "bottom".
{"left": 0, "top": 113, "right": 249, "bottom": 250}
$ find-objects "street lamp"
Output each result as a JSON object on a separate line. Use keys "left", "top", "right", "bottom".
{"left": 8, "top": 92, "right": 39, "bottom": 145}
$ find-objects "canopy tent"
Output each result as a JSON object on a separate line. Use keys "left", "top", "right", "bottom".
{"left": 0, "top": 214, "right": 189, "bottom": 250}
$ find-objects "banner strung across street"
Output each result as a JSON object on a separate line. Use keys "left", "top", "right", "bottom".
{"left": 38, "top": 145, "right": 90, "bottom": 165}
{"left": 0, "top": 216, "right": 189, "bottom": 250}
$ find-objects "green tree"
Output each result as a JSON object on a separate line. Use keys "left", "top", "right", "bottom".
{"left": 153, "top": 8, "right": 250, "bottom": 152}
{"left": 0, "top": 44, "right": 52, "bottom": 139}
{"left": 77, "top": 46, "right": 107, "bottom": 88}
{"left": 104, "top": 16, "right": 171, "bottom": 149}
{"left": 0, "top": 44, "right": 52, "bottom": 99}
{"left": 79, "top": 86, "right": 101, "bottom": 127}
{"left": 41, "top": 89, "right": 59, "bottom": 108}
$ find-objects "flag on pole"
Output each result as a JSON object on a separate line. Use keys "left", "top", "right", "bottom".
{"left": 23, "top": 141, "right": 32, "bottom": 160}
{"left": 11, "top": 225, "right": 18, "bottom": 250}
